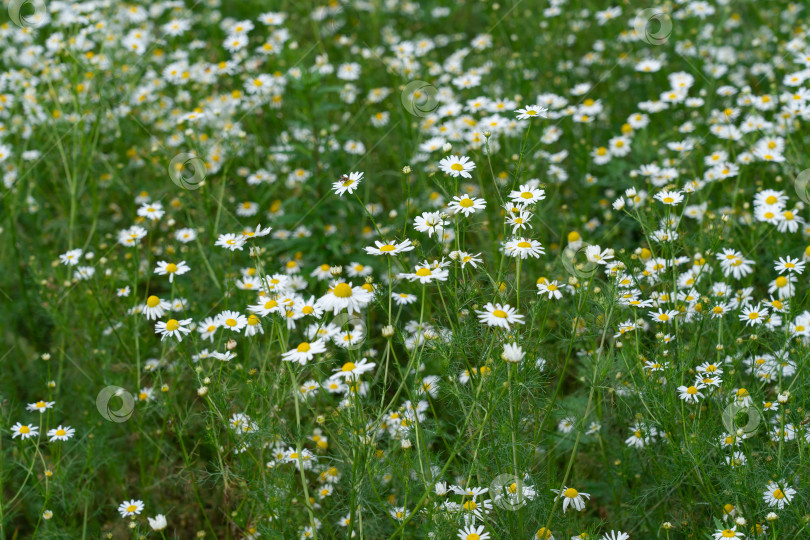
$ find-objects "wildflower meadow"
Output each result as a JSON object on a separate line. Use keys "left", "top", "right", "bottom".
{"left": 2, "top": 0, "right": 810, "bottom": 538}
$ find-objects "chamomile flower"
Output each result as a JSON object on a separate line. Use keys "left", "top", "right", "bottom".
{"left": 329, "top": 358, "right": 376, "bottom": 380}
{"left": 601, "top": 532, "right": 629, "bottom": 540}
{"left": 677, "top": 383, "right": 705, "bottom": 403}
{"left": 552, "top": 486, "right": 590, "bottom": 513}
{"left": 26, "top": 400, "right": 55, "bottom": 413}
{"left": 450, "top": 251, "right": 484, "bottom": 268}
{"left": 448, "top": 195, "right": 486, "bottom": 216}
{"left": 538, "top": 280, "right": 566, "bottom": 299}
{"left": 439, "top": 155, "right": 476, "bottom": 178}
{"left": 739, "top": 305, "right": 768, "bottom": 326}
{"left": 216, "top": 311, "right": 249, "bottom": 332}
{"left": 774, "top": 256, "right": 804, "bottom": 274}
{"left": 413, "top": 211, "right": 448, "bottom": 237}
{"left": 155, "top": 318, "right": 193, "bottom": 341}
{"left": 118, "top": 499, "right": 144, "bottom": 518}
{"left": 476, "top": 302, "right": 525, "bottom": 330}
{"left": 364, "top": 239, "right": 414, "bottom": 256}
{"left": 59, "top": 249, "right": 83, "bottom": 266}
{"left": 137, "top": 202, "right": 164, "bottom": 221}
{"left": 762, "top": 481, "right": 796, "bottom": 509}
{"left": 501, "top": 343, "right": 525, "bottom": 363}
{"left": 281, "top": 339, "right": 327, "bottom": 365}
{"left": 215, "top": 233, "right": 246, "bottom": 251}
{"left": 514, "top": 105, "right": 549, "bottom": 120}
{"left": 398, "top": 260, "right": 450, "bottom": 284}
{"left": 712, "top": 526, "right": 744, "bottom": 539}
{"left": 148, "top": 515, "right": 168, "bottom": 531}
{"left": 317, "top": 281, "right": 373, "bottom": 315}
{"left": 457, "top": 525, "right": 491, "bottom": 540}
{"left": 504, "top": 237, "right": 545, "bottom": 259}
{"left": 654, "top": 190, "right": 684, "bottom": 205}
{"left": 509, "top": 184, "right": 546, "bottom": 205}
{"left": 154, "top": 261, "right": 190, "bottom": 282}
{"left": 332, "top": 172, "right": 363, "bottom": 196}
{"left": 649, "top": 309, "right": 678, "bottom": 324}
{"left": 11, "top": 422, "right": 39, "bottom": 440}
{"left": 47, "top": 425, "right": 75, "bottom": 442}
{"left": 143, "top": 296, "right": 171, "bottom": 320}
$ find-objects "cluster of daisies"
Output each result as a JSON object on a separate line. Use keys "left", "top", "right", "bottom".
{"left": 4, "top": 0, "right": 810, "bottom": 537}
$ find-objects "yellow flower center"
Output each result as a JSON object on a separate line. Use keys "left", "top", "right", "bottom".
{"left": 463, "top": 500, "right": 478, "bottom": 511}
{"left": 379, "top": 244, "right": 396, "bottom": 252}
{"left": 166, "top": 319, "right": 180, "bottom": 331}
{"left": 775, "top": 276, "right": 788, "bottom": 288}
{"left": 146, "top": 295, "right": 160, "bottom": 308}
{"left": 333, "top": 283, "right": 353, "bottom": 298}
{"left": 341, "top": 362, "right": 356, "bottom": 372}
{"left": 492, "top": 309, "right": 508, "bottom": 318}
{"left": 415, "top": 268, "right": 432, "bottom": 277}
{"left": 297, "top": 342, "right": 311, "bottom": 353}
{"left": 517, "top": 241, "right": 532, "bottom": 248}
{"left": 126, "top": 505, "right": 137, "bottom": 513}
{"left": 225, "top": 318, "right": 237, "bottom": 327}
{"left": 773, "top": 489, "right": 785, "bottom": 499}
{"left": 686, "top": 386, "right": 698, "bottom": 395}
{"left": 19, "top": 426, "right": 30, "bottom": 434}
{"left": 56, "top": 429, "right": 66, "bottom": 436}
{"left": 459, "top": 198, "right": 474, "bottom": 208}
{"left": 451, "top": 163, "right": 464, "bottom": 171}
{"left": 563, "top": 488, "right": 579, "bottom": 498}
